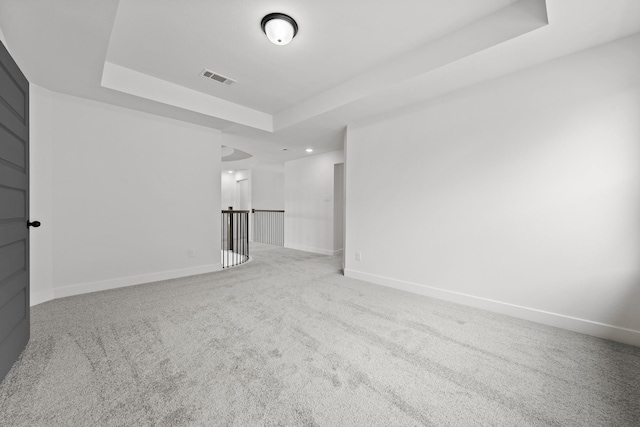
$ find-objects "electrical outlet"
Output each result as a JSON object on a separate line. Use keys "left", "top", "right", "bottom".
{"left": 188, "top": 249, "right": 196, "bottom": 257}
{"left": 355, "top": 251, "right": 361, "bottom": 261}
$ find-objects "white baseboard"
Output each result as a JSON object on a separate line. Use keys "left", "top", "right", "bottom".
{"left": 51, "top": 263, "right": 223, "bottom": 300}
{"left": 285, "top": 243, "right": 339, "bottom": 256}
{"left": 30, "top": 289, "right": 55, "bottom": 307}
{"left": 344, "top": 269, "right": 640, "bottom": 347}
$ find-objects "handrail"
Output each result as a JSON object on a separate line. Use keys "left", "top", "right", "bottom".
{"left": 252, "top": 209, "right": 284, "bottom": 213}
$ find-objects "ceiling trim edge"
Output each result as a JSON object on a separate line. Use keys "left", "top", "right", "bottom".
{"left": 101, "top": 61, "right": 273, "bottom": 132}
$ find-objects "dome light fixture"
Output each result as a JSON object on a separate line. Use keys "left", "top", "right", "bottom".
{"left": 261, "top": 13, "right": 298, "bottom": 46}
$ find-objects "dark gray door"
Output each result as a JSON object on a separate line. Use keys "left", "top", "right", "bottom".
{"left": 0, "top": 39, "right": 30, "bottom": 382}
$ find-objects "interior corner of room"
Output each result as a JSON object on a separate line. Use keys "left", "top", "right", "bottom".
{"left": 1, "top": 0, "right": 640, "bottom": 423}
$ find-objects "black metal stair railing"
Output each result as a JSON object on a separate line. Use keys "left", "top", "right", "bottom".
{"left": 221, "top": 208, "right": 249, "bottom": 268}
{"left": 252, "top": 209, "right": 284, "bottom": 246}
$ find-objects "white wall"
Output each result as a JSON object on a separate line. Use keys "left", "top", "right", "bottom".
{"left": 221, "top": 167, "right": 284, "bottom": 211}
{"left": 252, "top": 167, "right": 284, "bottom": 211}
{"left": 221, "top": 169, "right": 251, "bottom": 211}
{"left": 234, "top": 170, "right": 251, "bottom": 211}
{"left": 285, "top": 151, "right": 344, "bottom": 255}
{"left": 333, "top": 163, "right": 345, "bottom": 253}
{"left": 221, "top": 171, "right": 235, "bottom": 210}
{"left": 30, "top": 86, "right": 222, "bottom": 305}
{"left": 345, "top": 34, "right": 640, "bottom": 346}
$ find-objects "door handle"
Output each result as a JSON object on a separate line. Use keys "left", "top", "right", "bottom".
{"left": 27, "top": 220, "right": 41, "bottom": 228}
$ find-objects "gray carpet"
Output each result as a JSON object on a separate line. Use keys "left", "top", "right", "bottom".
{"left": 1, "top": 243, "right": 639, "bottom": 426}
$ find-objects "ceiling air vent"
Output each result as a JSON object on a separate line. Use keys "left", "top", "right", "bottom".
{"left": 200, "top": 69, "right": 236, "bottom": 86}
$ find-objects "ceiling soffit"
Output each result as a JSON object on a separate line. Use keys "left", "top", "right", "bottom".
{"left": 101, "top": 0, "right": 548, "bottom": 133}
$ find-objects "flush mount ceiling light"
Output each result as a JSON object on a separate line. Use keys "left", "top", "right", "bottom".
{"left": 261, "top": 13, "right": 298, "bottom": 45}
{"left": 305, "top": 148, "right": 313, "bottom": 153}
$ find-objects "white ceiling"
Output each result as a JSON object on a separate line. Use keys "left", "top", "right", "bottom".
{"left": 1, "top": 0, "right": 640, "bottom": 170}
{"left": 106, "top": 0, "right": 520, "bottom": 114}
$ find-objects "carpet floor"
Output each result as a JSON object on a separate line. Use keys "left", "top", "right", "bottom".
{"left": 1, "top": 243, "right": 639, "bottom": 426}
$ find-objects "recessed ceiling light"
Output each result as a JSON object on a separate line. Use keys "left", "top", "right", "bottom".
{"left": 227, "top": 170, "right": 234, "bottom": 174}
{"left": 306, "top": 148, "right": 313, "bottom": 153}
{"left": 261, "top": 13, "right": 298, "bottom": 46}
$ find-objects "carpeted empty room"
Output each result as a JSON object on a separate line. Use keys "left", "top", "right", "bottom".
{"left": 1, "top": 243, "right": 638, "bottom": 426}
